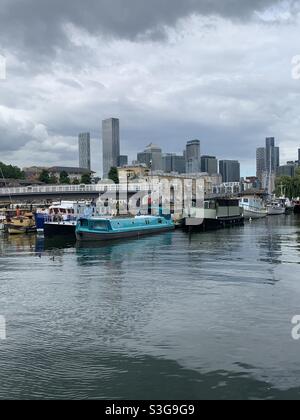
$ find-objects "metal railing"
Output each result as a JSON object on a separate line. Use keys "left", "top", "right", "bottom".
{"left": 0, "top": 183, "right": 151, "bottom": 196}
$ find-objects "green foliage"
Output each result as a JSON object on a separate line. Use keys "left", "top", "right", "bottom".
{"left": 39, "top": 169, "right": 51, "bottom": 184}
{"left": 0, "top": 162, "right": 25, "bottom": 179}
{"left": 49, "top": 175, "right": 58, "bottom": 184}
{"left": 72, "top": 178, "right": 80, "bottom": 185}
{"left": 108, "top": 167, "right": 119, "bottom": 184}
{"left": 80, "top": 173, "right": 91, "bottom": 184}
{"left": 59, "top": 171, "right": 70, "bottom": 185}
{"left": 275, "top": 170, "right": 300, "bottom": 199}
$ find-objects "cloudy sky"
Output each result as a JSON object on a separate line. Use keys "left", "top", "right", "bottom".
{"left": 0, "top": 0, "right": 300, "bottom": 176}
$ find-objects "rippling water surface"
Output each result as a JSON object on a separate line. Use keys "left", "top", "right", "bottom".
{"left": 1, "top": 215, "right": 300, "bottom": 400}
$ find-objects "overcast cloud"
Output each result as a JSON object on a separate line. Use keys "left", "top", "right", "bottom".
{"left": 0, "top": 0, "right": 300, "bottom": 175}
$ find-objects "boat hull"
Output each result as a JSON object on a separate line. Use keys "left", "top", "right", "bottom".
{"left": 243, "top": 209, "right": 267, "bottom": 220}
{"left": 6, "top": 225, "right": 37, "bottom": 235}
{"left": 76, "top": 225, "right": 175, "bottom": 242}
{"left": 267, "top": 207, "right": 286, "bottom": 216}
{"left": 44, "top": 222, "right": 77, "bottom": 237}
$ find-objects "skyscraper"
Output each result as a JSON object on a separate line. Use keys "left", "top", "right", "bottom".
{"left": 102, "top": 118, "right": 120, "bottom": 179}
{"left": 162, "top": 154, "right": 185, "bottom": 174}
{"left": 185, "top": 140, "right": 201, "bottom": 173}
{"left": 118, "top": 155, "right": 128, "bottom": 167}
{"left": 265, "top": 137, "right": 280, "bottom": 172}
{"left": 219, "top": 160, "right": 241, "bottom": 183}
{"left": 256, "top": 147, "right": 266, "bottom": 181}
{"left": 137, "top": 143, "right": 163, "bottom": 171}
{"left": 201, "top": 156, "right": 218, "bottom": 175}
{"left": 78, "top": 132, "right": 91, "bottom": 171}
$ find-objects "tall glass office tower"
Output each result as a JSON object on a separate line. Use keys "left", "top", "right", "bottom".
{"left": 78, "top": 132, "right": 91, "bottom": 171}
{"left": 102, "top": 118, "right": 120, "bottom": 179}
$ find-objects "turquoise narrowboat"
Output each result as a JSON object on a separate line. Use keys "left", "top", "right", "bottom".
{"left": 76, "top": 215, "right": 175, "bottom": 242}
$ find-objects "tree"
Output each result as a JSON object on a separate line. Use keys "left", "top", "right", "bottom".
{"left": 81, "top": 173, "right": 92, "bottom": 184}
{"left": 275, "top": 171, "right": 300, "bottom": 199}
{"left": 39, "top": 169, "right": 50, "bottom": 184}
{"left": 108, "top": 167, "right": 119, "bottom": 184}
{"left": 49, "top": 175, "right": 58, "bottom": 184}
{"left": 0, "top": 162, "right": 25, "bottom": 179}
{"left": 59, "top": 171, "right": 70, "bottom": 185}
{"left": 72, "top": 178, "right": 80, "bottom": 185}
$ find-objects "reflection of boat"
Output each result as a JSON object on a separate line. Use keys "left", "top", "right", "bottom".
{"left": 76, "top": 215, "right": 175, "bottom": 242}
{"left": 0, "top": 214, "right": 5, "bottom": 231}
{"left": 267, "top": 201, "right": 286, "bottom": 216}
{"left": 239, "top": 196, "right": 267, "bottom": 219}
{"left": 6, "top": 214, "right": 37, "bottom": 235}
{"left": 294, "top": 200, "right": 300, "bottom": 214}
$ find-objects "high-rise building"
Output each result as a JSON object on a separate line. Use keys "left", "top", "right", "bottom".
{"left": 201, "top": 156, "right": 218, "bottom": 175}
{"left": 102, "top": 118, "right": 120, "bottom": 179}
{"left": 256, "top": 147, "right": 266, "bottom": 181}
{"left": 79, "top": 132, "right": 91, "bottom": 171}
{"left": 185, "top": 140, "right": 201, "bottom": 173}
{"left": 137, "top": 143, "right": 162, "bottom": 171}
{"left": 118, "top": 155, "right": 128, "bottom": 167}
{"left": 162, "top": 154, "right": 185, "bottom": 174}
{"left": 219, "top": 160, "right": 241, "bottom": 183}
{"left": 265, "top": 137, "right": 280, "bottom": 172}
{"left": 298, "top": 148, "right": 300, "bottom": 166}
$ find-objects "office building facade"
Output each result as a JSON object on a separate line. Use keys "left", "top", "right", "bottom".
{"left": 118, "top": 155, "right": 128, "bottom": 167}
{"left": 137, "top": 143, "right": 163, "bottom": 171}
{"left": 201, "top": 156, "right": 218, "bottom": 175}
{"left": 219, "top": 160, "right": 241, "bottom": 183}
{"left": 102, "top": 118, "right": 120, "bottom": 179}
{"left": 79, "top": 132, "right": 91, "bottom": 171}
{"left": 185, "top": 140, "right": 201, "bottom": 173}
{"left": 162, "top": 154, "right": 185, "bottom": 174}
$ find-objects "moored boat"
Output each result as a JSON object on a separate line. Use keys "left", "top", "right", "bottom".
{"left": 76, "top": 215, "right": 175, "bottom": 242}
{"left": 266, "top": 201, "right": 286, "bottom": 216}
{"left": 239, "top": 196, "right": 267, "bottom": 219}
{"left": 6, "top": 214, "right": 37, "bottom": 235}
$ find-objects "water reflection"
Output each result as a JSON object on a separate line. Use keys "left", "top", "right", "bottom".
{"left": 1, "top": 217, "right": 300, "bottom": 399}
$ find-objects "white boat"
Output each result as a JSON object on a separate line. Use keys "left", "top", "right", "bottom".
{"left": 267, "top": 201, "right": 286, "bottom": 215}
{"left": 239, "top": 196, "right": 267, "bottom": 219}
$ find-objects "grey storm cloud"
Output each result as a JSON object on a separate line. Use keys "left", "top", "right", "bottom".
{"left": 0, "top": 0, "right": 284, "bottom": 54}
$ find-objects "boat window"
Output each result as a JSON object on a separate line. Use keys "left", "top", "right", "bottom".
{"left": 158, "top": 219, "right": 163, "bottom": 224}
{"left": 243, "top": 199, "right": 249, "bottom": 203}
{"left": 80, "top": 219, "right": 89, "bottom": 227}
{"left": 92, "top": 221, "right": 108, "bottom": 231}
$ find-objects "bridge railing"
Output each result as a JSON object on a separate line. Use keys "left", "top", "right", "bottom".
{"left": 0, "top": 183, "right": 152, "bottom": 196}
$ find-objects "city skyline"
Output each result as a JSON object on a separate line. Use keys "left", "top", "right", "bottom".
{"left": 1, "top": 1, "right": 300, "bottom": 176}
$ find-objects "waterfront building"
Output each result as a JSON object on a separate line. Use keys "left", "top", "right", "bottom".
{"left": 201, "top": 156, "right": 218, "bottom": 175}
{"left": 185, "top": 140, "right": 201, "bottom": 173}
{"left": 137, "top": 143, "right": 163, "bottom": 171}
{"left": 219, "top": 160, "right": 241, "bottom": 183}
{"left": 78, "top": 132, "right": 91, "bottom": 171}
{"left": 118, "top": 155, "right": 128, "bottom": 167}
{"left": 102, "top": 118, "right": 120, "bottom": 179}
{"left": 162, "top": 154, "right": 185, "bottom": 174}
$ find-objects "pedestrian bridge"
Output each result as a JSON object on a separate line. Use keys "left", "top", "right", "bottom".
{"left": 0, "top": 183, "right": 150, "bottom": 203}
